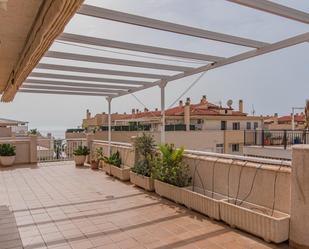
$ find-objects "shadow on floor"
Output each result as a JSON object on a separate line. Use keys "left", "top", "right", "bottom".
{"left": 0, "top": 205, "right": 23, "bottom": 248}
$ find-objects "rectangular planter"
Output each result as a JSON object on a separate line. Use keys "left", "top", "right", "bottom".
{"left": 154, "top": 180, "right": 184, "bottom": 204}
{"left": 102, "top": 162, "right": 111, "bottom": 175}
{"left": 110, "top": 165, "right": 130, "bottom": 181}
{"left": 182, "top": 187, "right": 225, "bottom": 220}
{"left": 130, "top": 172, "right": 154, "bottom": 191}
{"left": 219, "top": 199, "right": 290, "bottom": 243}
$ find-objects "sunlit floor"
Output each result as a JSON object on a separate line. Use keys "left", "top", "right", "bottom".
{"left": 0, "top": 161, "right": 289, "bottom": 249}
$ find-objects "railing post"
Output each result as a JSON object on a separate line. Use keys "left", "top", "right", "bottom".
{"left": 243, "top": 130, "right": 246, "bottom": 146}
{"left": 290, "top": 145, "right": 309, "bottom": 248}
{"left": 283, "top": 130, "right": 287, "bottom": 150}
{"left": 261, "top": 130, "right": 265, "bottom": 147}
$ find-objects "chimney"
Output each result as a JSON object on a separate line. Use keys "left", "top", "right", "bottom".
{"left": 155, "top": 108, "right": 158, "bottom": 111}
{"left": 184, "top": 98, "right": 191, "bottom": 131}
{"left": 239, "top": 99, "right": 244, "bottom": 113}
{"left": 86, "top": 109, "right": 91, "bottom": 119}
{"left": 132, "top": 108, "right": 135, "bottom": 114}
{"left": 144, "top": 108, "right": 149, "bottom": 112}
{"left": 200, "top": 95, "right": 207, "bottom": 104}
{"left": 179, "top": 100, "right": 183, "bottom": 107}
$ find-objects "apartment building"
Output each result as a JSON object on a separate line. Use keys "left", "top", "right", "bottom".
{"left": 80, "top": 96, "right": 263, "bottom": 155}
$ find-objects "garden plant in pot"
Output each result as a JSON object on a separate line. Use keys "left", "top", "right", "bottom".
{"left": 152, "top": 144, "right": 191, "bottom": 203}
{"left": 104, "top": 151, "right": 130, "bottom": 181}
{"left": 0, "top": 144, "right": 16, "bottom": 167}
{"left": 130, "top": 133, "right": 156, "bottom": 191}
{"left": 91, "top": 147, "right": 104, "bottom": 170}
{"left": 73, "top": 146, "right": 90, "bottom": 166}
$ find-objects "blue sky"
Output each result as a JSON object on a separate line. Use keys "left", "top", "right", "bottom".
{"left": 1, "top": 0, "right": 308, "bottom": 132}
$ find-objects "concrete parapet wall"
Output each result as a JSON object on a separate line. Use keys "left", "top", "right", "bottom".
{"left": 183, "top": 154, "right": 290, "bottom": 214}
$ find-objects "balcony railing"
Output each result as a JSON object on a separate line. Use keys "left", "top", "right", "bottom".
{"left": 244, "top": 129, "right": 309, "bottom": 149}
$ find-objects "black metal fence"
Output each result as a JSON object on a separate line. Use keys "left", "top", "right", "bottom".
{"left": 244, "top": 130, "right": 309, "bottom": 149}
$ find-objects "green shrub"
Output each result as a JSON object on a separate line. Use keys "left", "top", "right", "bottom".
{"left": 131, "top": 133, "right": 156, "bottom": 177}
{"left": 103, "top": 151, "right": 122, "bottom": 167}
{"left": 95, "top": 147, "right": 104, "bottom": 161}
{"left": 152, "top": 144, "right": 191, "bottom": 187}
{"left": 0, "top": 144, "right": 16, "bottom": 156}
{"left": 73, "top": 146, "right": 90, "bottom": 156}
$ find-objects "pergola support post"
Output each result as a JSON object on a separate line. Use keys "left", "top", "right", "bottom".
{"left": 106, "top": 97, "right": 112, "bottom": 156}
{"left": 159, "top": 80, "right": 167, "bottom": 145}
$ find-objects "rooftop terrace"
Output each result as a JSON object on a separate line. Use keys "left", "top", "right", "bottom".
{"left": 0, "top": 161, "right": 288, "bottom": 249}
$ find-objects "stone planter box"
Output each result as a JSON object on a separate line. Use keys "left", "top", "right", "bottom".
{"left": 154, "top": 180, "right": 184, "bottom": 204}
{"left": 102, "top": 162, "right": 111, "bottom": 175}
{"left": 110, "top": 165, "right": 130, "bottom": 181}
{"left": 219, "top": 199, "right": 290, "bottom": 243}
{"left": 74, "top": 155, "right": 86, "bottom": 166}
{"left": 182, "top": 186, "right": 225, "bottom": 220}
{"left": 0, "top": 156, "right": 15, "bottom": 167}
{"left": 130, "top": 171, "right": 154, "bottom": 191}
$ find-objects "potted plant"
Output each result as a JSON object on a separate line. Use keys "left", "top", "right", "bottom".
{"left": 152, "top": 144, "right": 191, "bottom": 204}
{"left": 130, "top": 133, "right": 156, "bottom": 191}
{"left": 91, "top": 147, "right": 103, "bottom": 170}
{"left": 0, "top": 144, "right": 16, "bottom": 166}
{"left": 264, "top": 131, "right": 272, "bottom": 145}
{"left": 104, "top": 151, "right": 130, "bottom": 181}
{"left": 73, "top": 146, "right": 90, "bottom": 166}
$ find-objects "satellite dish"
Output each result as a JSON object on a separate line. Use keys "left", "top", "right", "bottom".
{"left": 227, "top": 99, "right": 233, "bottom": 108}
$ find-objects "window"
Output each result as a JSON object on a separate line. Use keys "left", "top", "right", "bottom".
{"left": 232, "top": 144, "right": 240, "bottom": 152}
{"left": 246, "top": 122, "right": 251, "bottom": 130}
{"left": 216, "top": 144, "right": 224, "bottom": 153}
{"left": 232, "top": 122, "right": 240, "bottom": 130}
{"left": 221, "top": 121, "right": 227, "bottom": 130}
{"left": 254, "top": 122, "right": 259, "bottom": 129}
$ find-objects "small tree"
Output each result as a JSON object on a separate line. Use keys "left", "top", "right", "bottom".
{"left": 131, "top": 133, "right": 156, "bottom": 177}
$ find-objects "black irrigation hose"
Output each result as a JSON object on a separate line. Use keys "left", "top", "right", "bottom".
{"left": 238, "top": 163, "right": 263, "bottom": 206}
{"left": 235, "top": 162, "right": 248, "bottom": 205}
{"left": 271, "top": 163, "right": 283, "bottom": 216}
{"left": 211, "top": 159, "right": 220, "bottom": 198}
{"left": 227, "top": 160, "right": 235, "bottom": 203}
{"left": 192, "top": 157, "right": 206, "bottom": 195}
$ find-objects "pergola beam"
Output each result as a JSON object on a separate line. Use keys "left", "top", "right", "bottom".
{"left": 21, "top": 85, "right": 124, "bottom": 94}
{"left": 29, "top": 72, "right": 152, "bottom": 86}
{"left": 228, "top": 0, "right": 309, "bottom": 24}
{"left": 45, "top": 51, "right": 195, "bottom": 72}
{"left": 119, "top": 32, "right": 309, "bottom": 97}
{"left": 77, "top": 4, "right": 269, "bottom": 48}
{"left": 24, "top": 79, "right": 135, "bottom": 90}
{"left": 58, "top": 33, "right": 225, "bottom": 62}
{"left": 36, "top": 63, "right": 169, "bottom": 79}
{"left": 19, "top": 89, "right": 115, "bottom": 97}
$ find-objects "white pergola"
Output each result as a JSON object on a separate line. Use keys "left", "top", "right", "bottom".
{"left": 15, "top": 0, "right": 309, "bottom": 154}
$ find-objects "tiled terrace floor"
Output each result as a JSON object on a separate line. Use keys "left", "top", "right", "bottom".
{"left": 0, "top": 162, "right": 289, "bottom": 249}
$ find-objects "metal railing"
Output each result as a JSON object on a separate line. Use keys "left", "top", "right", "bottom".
{"left": 244, "top": 130, "right": 309, "bottom": 149}
{"left": 37, "top": 138, "right": 87, "bottom": 162}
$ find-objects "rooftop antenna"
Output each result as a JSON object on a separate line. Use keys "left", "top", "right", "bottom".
{"left": 227, "top": 99, "right": 233, "bottom": 109}
{"left": 251, "top": 104, "right": 256, "bottom": 116}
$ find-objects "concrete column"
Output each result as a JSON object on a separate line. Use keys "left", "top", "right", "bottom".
{"left": 29, "top": 135, "right": 37, "bottom": 164}
{"left": 290, "top": 145, "right": 309, "bottom": 248}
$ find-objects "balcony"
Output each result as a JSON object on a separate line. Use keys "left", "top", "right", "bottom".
{"left": 0, "top": 160, "right": 289, "bottom": 249}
